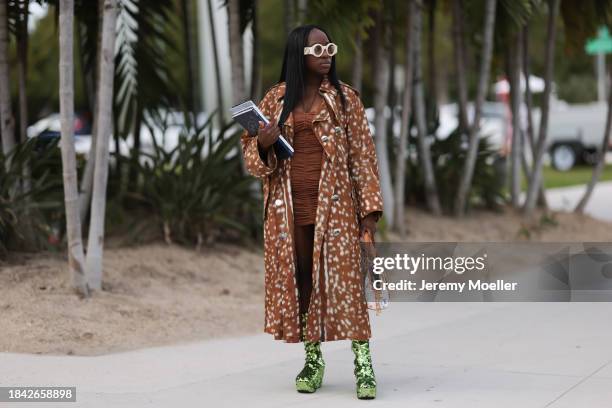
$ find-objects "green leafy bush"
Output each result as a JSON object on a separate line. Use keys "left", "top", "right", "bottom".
{"left": 406, "top": 129, "right": 507, "bottom": 213}
{"left": 0, "top": 138, "right": 63, "bottom": 256}
{"left": 122, "top": 113, "right": 259, "bottom": 246}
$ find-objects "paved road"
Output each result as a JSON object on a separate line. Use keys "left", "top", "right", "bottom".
{"left": 545, "top": 181, "right": 612, "bottom": 222}
{"left": 2, "top": 302, "right": 611, "bottom": 407}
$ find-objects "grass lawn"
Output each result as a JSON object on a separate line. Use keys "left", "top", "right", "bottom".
{"left": 521, "top": 164, "right": 612, "bottom": 190}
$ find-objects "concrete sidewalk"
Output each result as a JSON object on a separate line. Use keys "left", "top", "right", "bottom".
{"left": 545, "top": 181, "right": 612, "bottom": 222}
{"left": 2, "top": 302, "right": 612, "bottom": 407}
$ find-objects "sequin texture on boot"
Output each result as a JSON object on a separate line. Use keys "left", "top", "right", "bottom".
{"left": 351, "top": 340, "right": 377, "bottom": 399}
{"left": 295, "top": 313, "right": 325, "bottom": 393}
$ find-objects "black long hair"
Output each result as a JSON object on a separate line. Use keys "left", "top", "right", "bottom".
{"left": 277, "top": 25, "right": 347, "bottom": 129}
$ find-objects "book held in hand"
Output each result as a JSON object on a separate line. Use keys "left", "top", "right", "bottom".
{"left": 229, "top": 100, "right": 294, "bottom": 160}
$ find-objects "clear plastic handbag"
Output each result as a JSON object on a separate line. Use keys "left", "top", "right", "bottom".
{"left": 360, "top": 229, "right": 390, "bottom": 315}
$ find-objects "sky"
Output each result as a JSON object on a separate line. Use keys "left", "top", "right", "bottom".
{"left": 28, "top": 2, "right": 49, "bottom": 33}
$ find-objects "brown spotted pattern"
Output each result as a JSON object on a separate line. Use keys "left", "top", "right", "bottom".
{"left": 239, "top": 75, "right": 384, "bottom": 343}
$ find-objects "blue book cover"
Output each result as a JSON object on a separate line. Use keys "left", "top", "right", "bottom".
{"left": 229, "top": 100, "right": 294, "bottom": 160}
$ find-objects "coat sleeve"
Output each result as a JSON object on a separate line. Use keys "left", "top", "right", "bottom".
{"left": 345, "top": 89, "right": 384, "bottom": 222}
{"left": 239, "top": 88, "right": 279, "bottom": 179}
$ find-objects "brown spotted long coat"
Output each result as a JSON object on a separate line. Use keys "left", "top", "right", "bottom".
{"left": 240, "top": 75, "right": 384, "bottom": 343}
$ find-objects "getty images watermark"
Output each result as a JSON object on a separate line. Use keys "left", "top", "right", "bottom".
{"left": 360, "top": 242, "right": 612, "bottom": 302}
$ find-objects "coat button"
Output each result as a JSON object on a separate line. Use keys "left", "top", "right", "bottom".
{"left": 331, "top": 193, "right": 339, "bottom": 201}
{"left": 279, "top": 232, "right": 287, "bottom": 240}
{"left": 321, "top": 135, "right": 329, "bottom": 142}
{"left": 334, "top": 126, "right": 342, "bottom": 134}
{"left": 274, "top": 199, "right": 283, "bottom": 207}
{"left": 332, "top": 228, "right": 341, "bottom": 236}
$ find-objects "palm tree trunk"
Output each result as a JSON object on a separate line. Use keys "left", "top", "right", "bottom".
{"left": 426, "top": 0, "right": 437, "bottom": 121}
{"left": 508, "top": 31, "right": 522, "bottom": 207}
{"left": 79, "top": 0, "right": 104, "bottom": 224}
{"left": 85, "top": 0, "right": 118, "bottom": 290}
{"left": 575, "top": 74, "right": 611, "bottom": 213}
{"left": 373, "top": 6, "right": 395, "bottom": 227}
{"left": 207, "top": 0, "right": 225, "bottom": 124}
{"left": 395, "top": 1, "right": 416, "bottom": 237}
{"left": 250, "top": 3, "right": 262, "bottom": 101}
{"left": 296, "top": 0, "right": 308, "bottom": 25}
{"left": 228, "top": 0, "right": 245, "bottom": 105}
{"left": 181, "top": 0, "right": 198, "bottom": 118}
{"left": 17, "top": 0, "right": 28, "bottom": 145}
{"left": 351, "top": 30, "right": 363, "bottom": 93}
{"left": 18, "top": 0, "right": 31, "bottom": 198}
{"left": 522, "top": 23, "right": 547, "bottom": 208}
{"left": 413, "top": 0, "right": 441, "bottom": 215}
{"left": 79, "top": 103, "right": 98, "bottom": 223}
{"left": 59, "top": 0, "right": 90, "bottom": 297}
{"left": 453, "top": 0, "right": 497, "bottom": 216}
{"left": 128, "top": 98, "right": 142, "bottom": 193}
{"left": 284, "top": 0, "right": 294, "bottom": 37}
{"left": 523, "top": 0, "right": 559, "bottom": 215}
{"left": 0, "top": 0, "right": 15, "bottom": 162}
{"left": 451, "top": 0, "right": 469, "bottom": 134}
{"left": 387, "top": 5, "right": 397, "bottom": 141}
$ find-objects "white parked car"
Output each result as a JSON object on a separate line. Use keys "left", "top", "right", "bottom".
{"left": 365, "top": 101, "right": 509, "bottom": 154}
{"left": 539, "top": 99, "right": 610, "bottom": 171}
{"left": 27, "top": 110, "right": 242, "bottom": 165}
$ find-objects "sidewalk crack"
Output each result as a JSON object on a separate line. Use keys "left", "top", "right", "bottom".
{"left": 543, "top": 358, "right": 612, "bottom": 407}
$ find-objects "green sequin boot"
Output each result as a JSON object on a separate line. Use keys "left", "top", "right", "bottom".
{"left": 295, "top": 313, "right": 325, "bottom": 393}
{"left": 351, "top": 340, "right": 377, "bottom": 399}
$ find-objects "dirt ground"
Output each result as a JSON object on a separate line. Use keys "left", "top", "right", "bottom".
{"left": 1, "top": 206, "right": 610, "bottom": 356}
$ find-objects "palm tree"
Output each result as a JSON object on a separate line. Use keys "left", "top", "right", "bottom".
{"left": 394, "top": 0, "right": 415, "bottom": 237}
{"left": 85, "top": 0, "right": 119, "bottom": 290}
{"left": 284, "top": 0, "right": 294, "bottom": 36}
{"left": 59, "top": 0, "right": 90, "bottom": 297}
{"left": 181, "top": 0, "right": 199, "bottom": 114}
{"left": 451, "top": 0, "right": 468, "bottom": 134}
{"left": 78, "top": 0, "right": 103, "bottom": 224}
{"left": 0, "top": 0, "right": 15, "bottom": 163}
{"left": 113, "top": 0, "right": 175, "bottom": 195}
{"left": 250, "top": 3, "right": 262, "bottom": 100}
{"left": 372, "top": 5, "right": 395, "bottom": 227}
{"left": 523, "top": 0, "right": 560, "bottom": 215}
{"left": 521, "top": 22, "right": 548, "bottom": 208}
{"left": 351, "top": 30, "right": 363, "bottom": 93}
{"left": 453, "top": 0, "right": 497, "bottom": 217}
{"left": 17, "top": 0, "right": 29, "bottom": 146}
{"left": 412, "top": 0, "right": 441, "bottom": 215}
{"left": 508, "top": 31, "right": 522, "bottom": 207}
{"left": 227, "top": 0, "right": 245, "bottom": 104}
{"left": 15, "top": 0, "right": 31, "bottom": 202}
{"left": 296, "top": 0, "right": 308, "bottom": 25}
{"left": 575, "top": 75, "right": 611, "bottom": 213}
{"left": 207, "top": 0, "right": 225, "bottom": 124}
{"left": 426, "top": 0, "right": 437, "bottom": 122}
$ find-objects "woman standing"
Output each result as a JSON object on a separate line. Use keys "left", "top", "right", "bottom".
{"left": 240, "top": 25, "right": 384, "bottom": 400}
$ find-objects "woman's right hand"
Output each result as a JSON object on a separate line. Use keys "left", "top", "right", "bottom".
{"left": 256, "top": 120, "right": 280, "bottom": 152}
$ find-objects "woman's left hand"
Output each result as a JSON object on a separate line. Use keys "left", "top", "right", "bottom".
{"left": 359, "top": 212, "right": 379, "bottom": 239}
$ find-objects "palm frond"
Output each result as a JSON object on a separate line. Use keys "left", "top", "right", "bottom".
{"left": 113, "top": 0, "right": 177, "bottom": 136}
{"left": 220, "top": 0, "right": 256, "bottom": 34}
{"left": 499, "top": 0, "right": 538, "bottom": 28}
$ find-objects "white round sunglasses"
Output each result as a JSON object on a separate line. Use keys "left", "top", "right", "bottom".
{"left": 304, "top": 42, "right": 338, "bottom": 58}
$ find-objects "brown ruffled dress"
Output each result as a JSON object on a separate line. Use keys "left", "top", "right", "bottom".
{"left": 290, "top": 99, "right": 325, "bottom": 226}
{"left": 290, "top": 98, "right": 326, "bottom": 317}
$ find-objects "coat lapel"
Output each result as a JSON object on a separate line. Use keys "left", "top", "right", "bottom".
{"left": 274, "top": 75, "right": 340, "bottom": 163}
